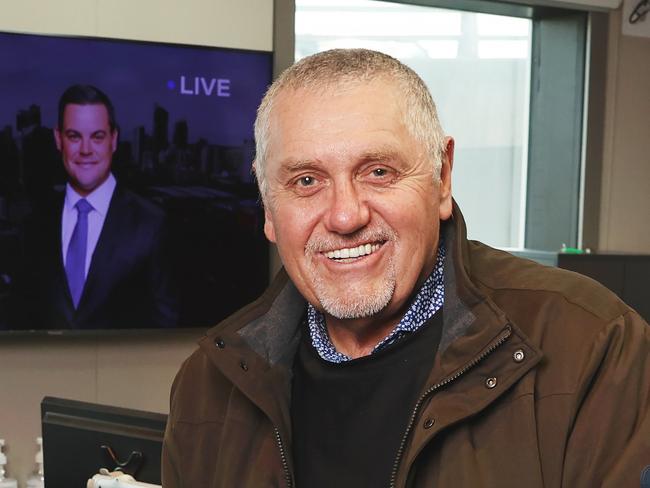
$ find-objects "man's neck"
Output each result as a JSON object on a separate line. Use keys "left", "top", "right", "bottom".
{"left": 324, "top": 313, "right": 402, "bottom": 359}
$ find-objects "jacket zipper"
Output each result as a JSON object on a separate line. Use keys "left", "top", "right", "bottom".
{"left": 274, "top": 427, "right": 293, "bottom": 488}
{"left": 389, "top": 324, "right": 512, "bottom": 488}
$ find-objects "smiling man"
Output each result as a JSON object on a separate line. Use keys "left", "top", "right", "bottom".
{"left": 163, "top": 50, "right": 650, "bottom": 487}
{"left": 262, "top": 76, "right": 451, "bottom": 361}
{"left": 18, "top": 84, "right": 178, "bottom": 329}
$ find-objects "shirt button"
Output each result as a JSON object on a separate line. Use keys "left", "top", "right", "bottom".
{"left": 513, "top": 349, "right": 525, "bottom": 362}
{"left": 423, "top": 418, "right": 435, "bottom": 429}
{"left": 240, "top": 360, "right": 249, "bottom": 371}
{"left": 215, "top": 338, "right": 225, "bottom": 349}
{"left": 485, "top": 377, "right": 498, "bottom": 389}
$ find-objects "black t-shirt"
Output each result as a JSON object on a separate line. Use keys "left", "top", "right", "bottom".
{"left": 291, "top": 310, "right": 443, "bottom": 488}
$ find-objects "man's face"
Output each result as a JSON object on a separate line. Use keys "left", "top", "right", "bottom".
{"left": 54, "top": 103, "right": 117, "bottom": 196}
{"left": 263, "top": 79, "right": 453, "bottom": 326}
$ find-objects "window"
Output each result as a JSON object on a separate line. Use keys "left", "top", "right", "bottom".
{"left": 295, "top": 0, "right": 586, "bottom": 252}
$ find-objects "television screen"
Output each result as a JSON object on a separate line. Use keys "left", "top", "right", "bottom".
{"left": 0, "top": 31, "right": 272, "bottom": 332}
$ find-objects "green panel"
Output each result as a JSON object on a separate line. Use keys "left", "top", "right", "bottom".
{"left": 525, "top": 12, "right": 587, "bottom": 251}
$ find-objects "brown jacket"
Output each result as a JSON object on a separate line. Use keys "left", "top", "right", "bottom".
{"left": 163, "top": 206, "right": 650, "bottom": 487}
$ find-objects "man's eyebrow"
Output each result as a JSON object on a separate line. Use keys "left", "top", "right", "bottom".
{"left": 278, "top": 159, "right": 321, "bottom": 175}
{"left": 91, "top": 130, "right": 108, "bottom": 137}
{"left": 358, "top": 149, "right": 399, "bottom": 163}
{"left": 278, "top": 148, "right": 400, "bottom": 173}
{"left": 63, "top": 129, "right": 81, "bottom": 136}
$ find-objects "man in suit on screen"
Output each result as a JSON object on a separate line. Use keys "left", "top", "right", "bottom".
{"left": 19, "top": 84, "right": 178, "bottom": 329}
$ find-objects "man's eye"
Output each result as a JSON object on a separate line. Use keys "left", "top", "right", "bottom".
{"left": 67, "top": 134, "right": 80, "bottom": 142}
{"left": 370, "top": 167, "right": 392, "bottom": 178}
{"left": 363, "top": 166, "right": 396, "bottom": 186}
{"left": 297, "top": 176, "right": 316, "bottom": 186}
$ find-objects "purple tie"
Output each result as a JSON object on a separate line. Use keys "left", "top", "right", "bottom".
{"left": 65, "top": 199, "right": 93, "bottom": 308}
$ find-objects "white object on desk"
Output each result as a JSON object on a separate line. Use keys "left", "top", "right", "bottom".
{"left": 0, "top": 439, "right": 17, "bottom": 488}
{"left": 87, "top": 469, "right": 161, "bottom": 488}
{"left": 26, "top": 437, "right": 44, "bottom": 488}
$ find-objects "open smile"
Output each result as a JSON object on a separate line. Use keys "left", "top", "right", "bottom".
{"left": 323, "top": 242, "right": 384, "bottom": 261}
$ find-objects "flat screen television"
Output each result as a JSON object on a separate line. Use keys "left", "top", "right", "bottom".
{"left": 41, "top": 396, "right": 166, "bottom": 487}
{"left": 0, "top": 30, "right": 272, "bottom": 333}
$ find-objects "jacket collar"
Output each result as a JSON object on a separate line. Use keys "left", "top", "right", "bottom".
{"left": 437, "top": 200, "right": 513, "bottom": 373}
{"left": 199, "top": 267, "right": 304, "bottom": 442}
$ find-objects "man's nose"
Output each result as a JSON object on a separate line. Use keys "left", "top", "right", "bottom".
{"left": 80, "top": 138, "right": 92, "bottom": 155}
{"left": 324, "top": 180, "right": 370, "bottom": 234}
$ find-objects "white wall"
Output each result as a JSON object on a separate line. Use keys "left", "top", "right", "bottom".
{"left": 0, "top": 0, "right": 273, "bottom": 484}
{"left": 1, "top": 0, "right": 272, "bottom": 50}
{"left": 599, "top": 8, "right": 650, "bottom": 252}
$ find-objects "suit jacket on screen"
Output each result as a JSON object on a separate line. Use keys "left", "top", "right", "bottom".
{"left": 18, "top": 185, "right": 179, "bottom": 330}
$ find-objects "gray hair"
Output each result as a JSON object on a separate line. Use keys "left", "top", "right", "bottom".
{"left": 253, "top": 48, "right": 446, "bottom": 201}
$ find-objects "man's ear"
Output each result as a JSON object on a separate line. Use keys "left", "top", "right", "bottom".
{"left": 54, "top": 127, "right": 62, "bottom": 151}
{"left": 263, "top": 207, "right": 277, "bottom": 243}
{"left": 439, "top": 136, "right": 454, "bottom": 221}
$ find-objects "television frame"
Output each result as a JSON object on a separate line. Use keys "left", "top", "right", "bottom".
{"left": 0, "top": 29, "right": 273, "bottom": 335}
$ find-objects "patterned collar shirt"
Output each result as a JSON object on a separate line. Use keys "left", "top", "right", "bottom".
{"left": 306, "top": 239, "right": 446, "bottom": 363}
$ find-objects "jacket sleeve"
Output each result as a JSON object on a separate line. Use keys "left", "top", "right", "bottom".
{"left": 562, "top": 310, "right": 650, "bottom": 487}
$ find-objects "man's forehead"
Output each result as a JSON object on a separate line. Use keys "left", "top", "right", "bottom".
{"left": 269, "top": 79, "right": 407, "bottom": 139}
{"left": 62, "top": 103, "right": 111, "bottom": 127}
{"left": 266, "top": 86, "right": 428, "bottom": 178}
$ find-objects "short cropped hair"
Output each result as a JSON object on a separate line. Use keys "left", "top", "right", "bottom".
{"left": 57, "top": 84, "right": 118, "bottom": 132}
{"left": 253, "top": 48, "right": 446, "bottom": 201}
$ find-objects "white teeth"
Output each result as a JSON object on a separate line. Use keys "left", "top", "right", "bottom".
{"left": 324, "top": 243, "right": 382, "bottom": 260}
